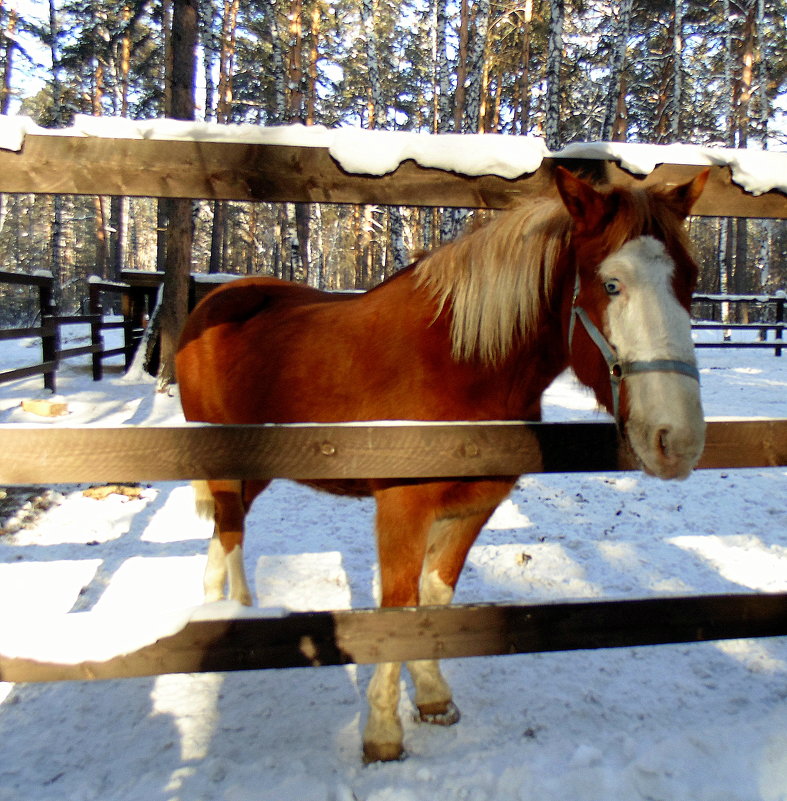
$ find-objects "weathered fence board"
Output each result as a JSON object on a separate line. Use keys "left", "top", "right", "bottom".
{"left": 0, "top": 419, "right": 785, "bottom": 485}
{"left": 0, "top": 135, "right": 785, "bottom": 218}
{"left": 3, "top": 592, "right": 787, "bottom": 683}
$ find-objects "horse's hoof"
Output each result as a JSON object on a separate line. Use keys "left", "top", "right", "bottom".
{"left": 417, "top": 700, "right": 461, "bottom": 726}
{"left": 362, "top": 741, "right": 406, "bottom": 764}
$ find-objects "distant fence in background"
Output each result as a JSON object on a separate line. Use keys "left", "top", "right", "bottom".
{"left": 0, "top": 270, "right": 163, "bottom": 392}
{"left": 691, "top": 292, "right": 785, "bottom": 357}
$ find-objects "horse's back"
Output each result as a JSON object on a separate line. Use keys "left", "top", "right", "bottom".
{"left": 183, "top": 276, "right": 338, "bottom": 334}
{"left": 176, "top": 276, "right": 373, "bottom": 423}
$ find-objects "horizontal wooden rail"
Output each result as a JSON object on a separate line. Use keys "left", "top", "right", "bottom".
{"left": 0, "top": 135, "right": 784, "bottom": 217}
{"left": 0, "top": 361, "right": 57, "bottom": 384}
{"left": 0, "top": 419, "right": 785, "bottom": 485}
{"left": 692, "top": 323, "right": 785, "bottom": 330}
{"left": 0, "top": 324, "right": 53, "bottom": 341}
{"left": 0, "top": 269, "right": 53, "bottom": 287}
{"left": 3, "top": 592, "right": 787, "bottom": 683}
{"left": 56, "top": 343, "right": 102, "bottom": 360}
{"left": 695, "top": 342, "right": 782, "bottom": 349}
{"left": 693, "top": 293, "right": 786, "bottom": 304}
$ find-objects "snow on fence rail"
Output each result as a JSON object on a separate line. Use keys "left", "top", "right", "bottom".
{"left": 0, "top": 130, "right": 786, "bottom": 218}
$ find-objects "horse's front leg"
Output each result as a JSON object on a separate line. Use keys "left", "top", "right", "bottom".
{"left": 363, "top": 484, "right": 432, "bottom": 763}
{"left": 407, "top": 510, "right": 497, "bottom": 726}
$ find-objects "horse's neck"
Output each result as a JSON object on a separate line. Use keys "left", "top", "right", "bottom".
{"left": 507, "top": 255, "right": 575, "bottom": 412}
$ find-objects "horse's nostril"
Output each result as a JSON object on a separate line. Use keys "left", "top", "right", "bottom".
{"left": 656, "top": 427, "right": 671, "bottom": 459}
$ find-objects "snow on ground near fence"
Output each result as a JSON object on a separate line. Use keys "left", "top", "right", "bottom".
{"left": 0, "top": 323, "right": 786, "bottom": 801}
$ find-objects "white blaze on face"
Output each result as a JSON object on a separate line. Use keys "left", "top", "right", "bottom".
{"left": 599, "top": 236, "right": 705, "bottom": 479}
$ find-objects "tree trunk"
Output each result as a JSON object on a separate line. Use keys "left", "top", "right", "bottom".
{"left": 755, "top": 0, "right": 768, "bottom": 143}
{"left": 544, "top": 0, "right": 564, "bottom": 150}
{"left": 306, "top": 1, "right": 320, "bottom": 125}
{"left": 360, "top": 0, "right": 384, "bottom": 127}
{"left": 0, "top": 7, "right": 15, "bottom": 114}
{"left": 601, "top": 0, "right": 633, "bottom": 141}
{"left": 360, "top": 0, "right": 406, "bottom": 271}
{"left": 453, "top": 0, "right": 469, "bottom": 131}
{"left": 268, "top": 0, "right": 286, "bottom": 119}
{"left": 723, "top": 0, "right": 735, "bottom": 147}
{"left": 671, "top": 0, "right": 684, "bottom": 141}
{"left": 48, "top": 0, "right": 64, "bottom": 305}
{"left": 208, "top": 201, "right": 226, "bottom": 273}
{"left": 515, "top": 0, "right": 533, "bottom": 135}
{"left": 0, "top": 6, "right": 15, "bottom": 236}
{"left": 208, "top": 0, "right": 238, "bottom": 275}
{"left": 199, "top": 0, "right": 217, "bottom": 119}
{"left": 110, "top": 196, "right": 126, "bottom": 281}
{"left": 93, "top": 196, "right": 109, "bottom": 278}
{"left": 464, "top": 0, "right": 490, "bottom": 132}
{"left": 287, "top": 0, "right": 304, "bottom": 121}
{"left": 157, "top": 0, "right": 198, "bottom": 389}
{"left": 433, "top": 0, "right": 451, "bottom": 133}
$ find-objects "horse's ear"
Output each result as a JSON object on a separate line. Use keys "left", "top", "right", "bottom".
{"left": 659, "top": 168, "right": 710, "bottom": 218}
{"left": 554, "top": 166, "right": 611, "bottom": 232}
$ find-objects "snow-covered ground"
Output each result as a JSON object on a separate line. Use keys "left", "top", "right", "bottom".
{"left": 1, "top": 322, "right": 786, "bottom": 801}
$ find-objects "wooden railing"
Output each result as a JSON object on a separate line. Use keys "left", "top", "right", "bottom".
{"left": 0, "top": 132, "right": 785, "bottom": 684}
{"left": 0, "top": 417, "right": 785, "bottom": 682}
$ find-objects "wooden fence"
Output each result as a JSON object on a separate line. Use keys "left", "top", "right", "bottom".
{"left": 0, "top": 270, "right": 151, "bottom": 391}
{"left": 0, "top": 132, "right": 786, "bottom": 684}
{"left": 1, "top": 417, "right": 786, "bottom": 682}
{"left": 692, "top": 293, "right": 785, "bottom": 356}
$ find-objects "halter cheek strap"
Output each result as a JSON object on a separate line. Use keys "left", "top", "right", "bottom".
{"left": 568, "top": 274, "right": 700, "bottom": 427}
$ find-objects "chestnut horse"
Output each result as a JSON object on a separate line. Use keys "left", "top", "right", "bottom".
{"left": 176, "top": 167, "right": 708, "bottom": 763}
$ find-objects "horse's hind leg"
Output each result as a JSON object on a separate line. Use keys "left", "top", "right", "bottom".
{"left": 197, "top": 480, "right": 268, "bottom": 606}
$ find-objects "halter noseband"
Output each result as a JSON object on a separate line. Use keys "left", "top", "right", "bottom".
{"left": 568, "top": 273, "right": 700, "bottom": 428}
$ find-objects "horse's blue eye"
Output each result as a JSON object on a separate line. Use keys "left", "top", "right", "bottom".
{"left": 604, "top": 279, "right": 621, "bottom": 296}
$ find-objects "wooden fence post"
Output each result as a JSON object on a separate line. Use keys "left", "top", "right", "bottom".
{"left": 38, "top": 277, "right": 58, "bottom": 393}
{"left": 88, "top": 282, "right": 104, "bottom": 381}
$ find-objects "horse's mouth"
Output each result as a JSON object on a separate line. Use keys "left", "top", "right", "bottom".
{"left": 623, "top": 421, "right": 704, "bottom": 481}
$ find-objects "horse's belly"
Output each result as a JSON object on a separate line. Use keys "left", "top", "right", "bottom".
{"left": 301, "top": 479, "right": 373, "bottom": 498}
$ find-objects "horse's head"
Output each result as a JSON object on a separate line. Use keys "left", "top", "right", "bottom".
{"left": 555, "top": 166, "right": 709, "bottom": 480}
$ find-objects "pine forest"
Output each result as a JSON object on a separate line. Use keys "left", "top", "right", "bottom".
{"left": 0, "top": 0, "right": 785, "bottom": 325}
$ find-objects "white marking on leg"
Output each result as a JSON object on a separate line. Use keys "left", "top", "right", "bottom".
{"left": 203, "top": 534, "right": 227, "bottom": 602}
{"left": 420, "top": 567, "right": 454, "bottom": 606}
{"left": 192, "top": 480, "right": 216, "bottom": 520}
{"left": 408, "top": 569, "right": 456, "bottom": 719}
{"left": 363, "top": 662, "right": 404, "bottom": 762}
{"left": 225, "top": 545, "right": 253, "bottom": 607}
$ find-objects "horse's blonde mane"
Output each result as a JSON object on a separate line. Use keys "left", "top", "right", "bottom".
{"left": 415, "top": 199, "right": 572, "bottom": 364}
